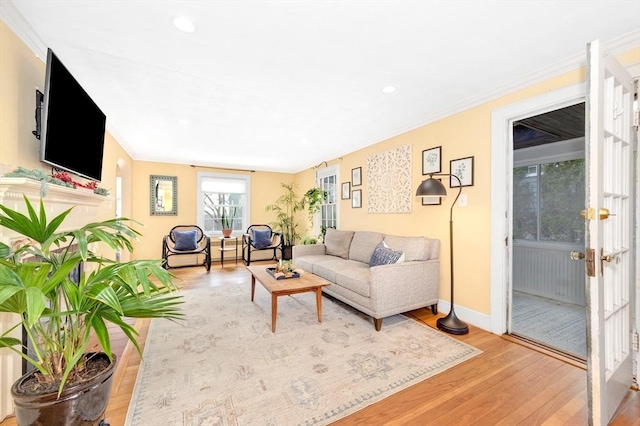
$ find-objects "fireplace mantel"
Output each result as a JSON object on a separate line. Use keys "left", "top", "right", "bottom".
{"left": 0, "top": 177, "right": 111, "bottom": 241}
{"left": 0, "top": 177, "right": 107, "bottom": 208}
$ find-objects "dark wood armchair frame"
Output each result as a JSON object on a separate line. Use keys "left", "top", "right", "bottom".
{"left": 241, "top": 224, "right": 283, "bottom": 266}
{"left": 162, "top": 225, "right": 211, "bottom": 271}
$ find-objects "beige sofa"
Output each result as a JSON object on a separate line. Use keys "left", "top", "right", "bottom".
{"left": 292, "top": 228, "right": 440, "bottom": 331}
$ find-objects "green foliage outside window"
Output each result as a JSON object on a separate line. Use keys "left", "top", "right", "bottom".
{"left": 513, "top": 159, "right": 585, "bottom": 244}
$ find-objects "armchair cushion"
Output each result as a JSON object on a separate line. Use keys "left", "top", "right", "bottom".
{"left": 251, "top": 228, "right": 272, "bottom": 249}
{"left": 173, "top": 230, "right": 198, "bottom": 251}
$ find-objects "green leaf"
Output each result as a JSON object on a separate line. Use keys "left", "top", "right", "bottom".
{"left": 0, "top": 337, "right": 22, "bottom": 348}
{"left": 24, "top": 287, "right": 46, "bottom": 329}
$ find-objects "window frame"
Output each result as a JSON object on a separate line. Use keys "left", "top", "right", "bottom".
{"left": 196, "top": 171, "right": 251, "bottom": 237}
{"left": 316, "top": 165, "right": 339, "bottom": 238}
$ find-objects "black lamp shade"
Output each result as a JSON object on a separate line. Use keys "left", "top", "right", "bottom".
{"left": 416, "top": 177, "right": 447, "bottom": 197}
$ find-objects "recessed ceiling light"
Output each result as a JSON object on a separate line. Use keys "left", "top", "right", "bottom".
{"left": 382, "top": 86, "right": 396, "bottom": 94}
{"left": 173, "top": 16, "right": 195, "bottom": 33}
{"left": 178, "top": 118, "right": 189, "bottom": 125}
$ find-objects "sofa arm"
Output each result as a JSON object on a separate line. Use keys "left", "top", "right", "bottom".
{"left": 369, "top": 260, "right": 440, "bottom": 317}
{"left": 292, "top": 244, "right": 326, "bottom": 259}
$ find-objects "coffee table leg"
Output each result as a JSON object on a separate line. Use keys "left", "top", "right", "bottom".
{"left": 251, "top": 275, "right": 256, "bottom": 301}
{"left": 271, "top": 294, "right": 277, "bottom": 332}
{"left": 316, "top": 288, "right": 323, "bottom": 323}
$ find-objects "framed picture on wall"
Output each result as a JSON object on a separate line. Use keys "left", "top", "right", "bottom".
{"left": 341, "top": 182, "right": 351, "bottom": 199}
{"left": 351, "top": 167, "right": 362, "bottom": 186}
{"left": 352, "top": 189, "right": 362, "bottom": 208}
{"left": 422, "top": 146, "right": 442, "bottom": 175}
{"left": 450, "top": 156, "right": 474, "bottom": 187}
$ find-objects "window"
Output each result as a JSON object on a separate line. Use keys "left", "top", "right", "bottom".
{"left": 316, "top": 165, "right": 339, "bottom": 238}
{"left": 513, "top": 158, "right": 585, "bottom": 243}
{"left": 197, "top": 172, "right": 250, "bottom": 236}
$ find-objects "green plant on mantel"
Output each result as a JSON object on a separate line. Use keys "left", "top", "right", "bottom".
{"left": 0, "top": 196, "right": 183, "bottom": 395}
{"left": 2, "top": 166, "right": 110, "bottom": 196}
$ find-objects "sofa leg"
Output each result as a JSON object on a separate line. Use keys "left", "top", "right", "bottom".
{"left": 431, "top": 304, "right": 438, "bottom": 315}
{"left": 374, "top": 318, "right": 382, "bottom": 331}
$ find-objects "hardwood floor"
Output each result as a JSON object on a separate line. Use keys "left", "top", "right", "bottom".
{"left": 2, "top": 263, "right": 638, "bottom": 425}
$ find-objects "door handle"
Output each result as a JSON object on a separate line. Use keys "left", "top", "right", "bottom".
{"left": 600, "top": 248, "right": 621, "bottom": 275}
{"left": 570, "top": 251, "right": 585, "bottom": 260}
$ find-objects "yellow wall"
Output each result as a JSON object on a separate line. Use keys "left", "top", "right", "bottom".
{"left": 130, "top": 160, "right": 296, "bottom": 259}
{"left": 2, "top": 20, "right": 639, "bottom": 319}
{"left": 295, "top": 46, "right": 640, "bottom": 316}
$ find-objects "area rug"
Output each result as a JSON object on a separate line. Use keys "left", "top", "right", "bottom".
{"left": 511, "top": 291, "right": 586, "bottom": 359}
{"left": 125, "top": 282, "right": 481, "bottom": 426}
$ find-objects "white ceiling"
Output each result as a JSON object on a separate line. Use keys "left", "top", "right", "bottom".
{"left": 2, "top": 1, "right": 639, "bottom": 174}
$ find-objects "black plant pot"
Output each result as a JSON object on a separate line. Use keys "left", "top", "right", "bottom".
{"left": 282, "top": 244, "right": 293, "bottom": 260}
{"left": 11, "top": 353, "right": 116, "bottom": 426}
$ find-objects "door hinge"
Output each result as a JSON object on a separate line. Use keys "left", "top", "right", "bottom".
{"left": 633, "top": 332, "right": 639, "bottom": 352}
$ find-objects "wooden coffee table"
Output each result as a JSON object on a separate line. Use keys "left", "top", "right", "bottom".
{"left": 246, "top": 265, "right": 330, "bottom": 332}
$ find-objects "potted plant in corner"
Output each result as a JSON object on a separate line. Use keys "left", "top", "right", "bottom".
{"left": 265, "top": 183, "right": 326, "bottom": 260}
{"left": 0, "top": 196, "right": 183, "bottom": 426}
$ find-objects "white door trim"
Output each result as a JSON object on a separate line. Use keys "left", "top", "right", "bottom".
{"left": 489, "top": 83, "right": 585, "bottom": 334}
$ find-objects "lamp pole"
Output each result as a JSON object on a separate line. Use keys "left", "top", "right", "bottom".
{"left": 418, "top": 173, "right": 469, "bottom": 335}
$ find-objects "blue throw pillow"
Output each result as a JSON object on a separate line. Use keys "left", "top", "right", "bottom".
{"left": 369, "top": 242, "right": 404, "bottom": 266}
{"left": 173, "top": 230, "right": 198, "bottom": 251}
{"left": 252, "top": 228, "right": 272, "bottom": 249}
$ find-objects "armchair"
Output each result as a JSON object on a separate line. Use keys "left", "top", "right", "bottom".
{"left": 162, "top": 225, "right": 211, "bottom": 271}
{"left": 241, "top": 224, "right": 283, "bottom": 266}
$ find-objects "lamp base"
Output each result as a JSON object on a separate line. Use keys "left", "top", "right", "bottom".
{"left": 436, "top": 309, "right": 469, "bottom": 335}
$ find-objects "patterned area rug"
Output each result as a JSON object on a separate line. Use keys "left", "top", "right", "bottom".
{"left": 125, "top": 282, "right": 481, "bottom": 425}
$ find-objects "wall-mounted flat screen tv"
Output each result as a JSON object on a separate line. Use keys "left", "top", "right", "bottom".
{"left": 40, "top": 48, "right": 106, "bottom": 182}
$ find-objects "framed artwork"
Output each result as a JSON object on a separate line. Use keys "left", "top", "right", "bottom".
{"left": 351, "top": 167, "right": 362, "bottom": 186}
{"left": 422, "top": 146, "right": 442, "bottom": 175}
{"left": 341, "top": 182, "right": 351, "bottom": 199}
{"left": 450, "top": 156, "right": 474, "bottom": 187}
{"left": 352, "top": 189, "right": 362, "bottom": 208}
{"left": 421, "top": 179, "right": 442, "bottom": 205}
{"left": 150, "top": 175, "right": 178, "bottom": 215}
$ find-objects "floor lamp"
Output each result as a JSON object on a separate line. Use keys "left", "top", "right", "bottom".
{"left": 416, "top": 173, "right": 469, "bottom": 335}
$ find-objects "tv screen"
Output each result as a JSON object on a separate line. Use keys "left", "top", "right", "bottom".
{"left": 40, "top": 48, "right": 106, "bottom": 182}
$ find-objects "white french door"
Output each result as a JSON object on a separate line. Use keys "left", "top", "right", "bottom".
{"left": 585, "top": 39, "right": 634, "bottom": 425}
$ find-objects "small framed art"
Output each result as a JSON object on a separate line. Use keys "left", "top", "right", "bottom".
{"left": 422, "top": 146, "right": 441, "bottom": 175}
{"left": 450, "top": 156, "right": 474, "bottom": 187}
{"left": 352, "top": 189, "right": 362, "bottom": 208}
{"left": 341, "top": 182, "right": 351, "bottom": 199}
{"left": 351, "top": 167, "right": 362, "bottom": 187}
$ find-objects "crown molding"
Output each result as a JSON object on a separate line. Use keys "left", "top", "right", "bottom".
{"left": 0, "top": 0, "right": 47, "bottom": 61}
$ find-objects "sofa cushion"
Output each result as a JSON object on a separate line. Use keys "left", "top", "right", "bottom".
{"left": 294, "top": 254, "right": 332, "bottom": 273}
{"left": 383, "top": 235, "right": 430, "bottom": 261}
{"left": 349, "top": 231, "right": 384, "bottom": 263}
{"left": 313, "top": 258, "right": 357, "bottom": 282}
{"left": 335, "top": 265, "right": 371, "bottom": 298}
{"left": 173, "top": 230, "right": 198, "bottom": 251}
{"left": 324, "top": 228, "right": 354, "bottom": 259}
{"left": 370, "top": 242, "right": 404, "bottom": 266}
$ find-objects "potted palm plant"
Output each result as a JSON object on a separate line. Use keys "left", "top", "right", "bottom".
{"left": 0, "top": 196, "right": 183, "bottom": 425}
{"left": 265, "top": 184, "right": 326, "bottom": 260}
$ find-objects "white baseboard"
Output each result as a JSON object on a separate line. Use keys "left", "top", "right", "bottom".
{"left": 437, "top": 300, "right": 492, "bottom": 333}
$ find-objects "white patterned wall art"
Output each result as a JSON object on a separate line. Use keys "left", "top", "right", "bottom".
{"left": 366, "top": 144, "right": 412, "bottom": 213}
